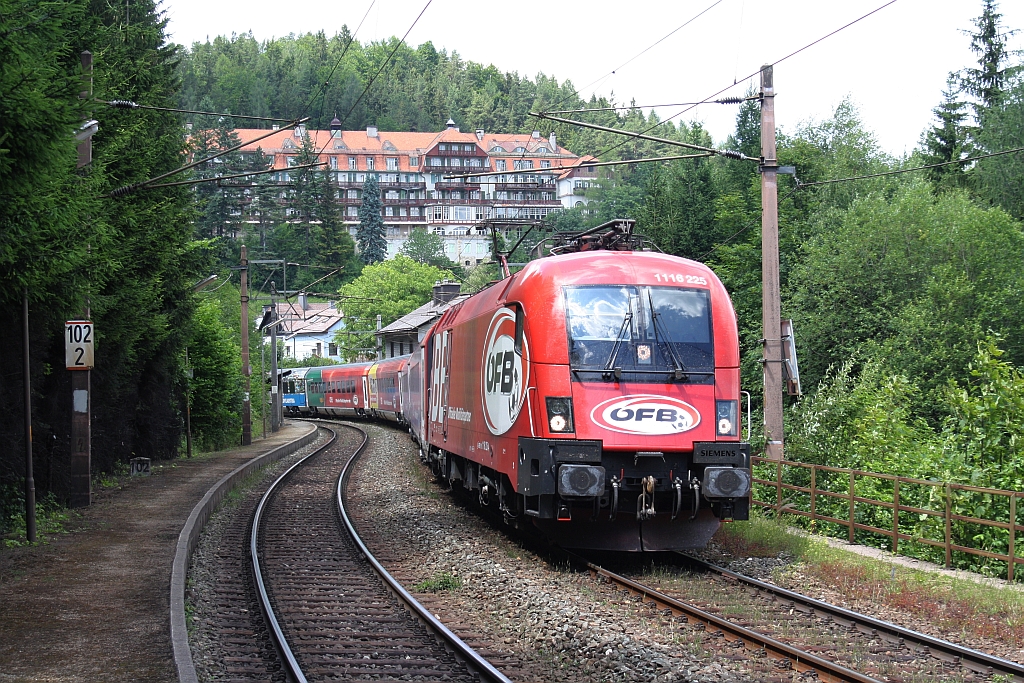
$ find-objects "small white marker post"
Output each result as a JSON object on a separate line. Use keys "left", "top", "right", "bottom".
{"left": 66, "top": 320, "right": 94, "bottom": 507}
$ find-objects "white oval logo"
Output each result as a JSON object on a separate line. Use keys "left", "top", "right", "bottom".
{"left": 480, "top": 308, "right": 529, "bottom": 435}
{"left": 591, "top": 395, "right": 701, "bottom": 435}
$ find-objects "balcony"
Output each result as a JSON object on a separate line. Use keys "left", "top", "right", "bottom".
{"left": 494, "top": 181, "right": 554, "bottom": 191}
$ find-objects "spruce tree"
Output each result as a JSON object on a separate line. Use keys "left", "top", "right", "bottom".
{"left": 920, "top": 76, "right": 972, "bottom": 191}
{"left": 357, "top": 174, "right": 387, "bottom": 264}
{"left": 960, "top": 0, "right": 1020, "bottom": 130}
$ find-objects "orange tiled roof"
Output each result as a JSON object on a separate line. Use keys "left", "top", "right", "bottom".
{"left": 232, "top": 126, "right": 579, "bottom": 174}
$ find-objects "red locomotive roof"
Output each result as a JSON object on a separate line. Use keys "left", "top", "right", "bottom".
{"left": 497, "top": 250, "right": 739, "bottom": 367}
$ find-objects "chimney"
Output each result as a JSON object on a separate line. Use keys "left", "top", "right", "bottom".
{"left": 475, "top": 129, "right": 484, "bottom": 141}
{"left": 531, "top": 130, "right": 541, "bottom": 139}
{"left": 367, "top": 125, "right": 378, "bottom": 138}
{"left": 298, "top": 291, "right": 308, "bottom": 311}
{"left": 549, "top": 132, "right": 556, "bottom": 149}
{"left": 272, "top": 124, "right": 280, "bottom": 130}
{"left": 432, "top": 279, "right": 461, "bottom": 305}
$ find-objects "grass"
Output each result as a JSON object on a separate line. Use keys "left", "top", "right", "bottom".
{"left": 2, "top": 494, "right": 80, "bottom": 548}
{"left": 714, "top": 510, "right": 1024, "bottom": 649}
{"left": 713, "top": 511, "right": 811, "bottom": 558}
{"left": 414, "top": 571, "right": 462, "bottom": 592}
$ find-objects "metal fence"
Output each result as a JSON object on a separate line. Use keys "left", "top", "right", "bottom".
{"left": 751, "top": 456, "right": 1023, "bottom": 581}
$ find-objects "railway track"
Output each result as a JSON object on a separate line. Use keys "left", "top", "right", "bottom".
{"left": 187, "top": 423, "right": 512, "bottom": 682}
{"left": 251, "top": 421, "right": 511, "bottom": 682}
{"left": 679, "top": 553, "right": 1024, "bottom": 682}
{"left": 573, "top": 551, "right": 1024, "bottom": 683}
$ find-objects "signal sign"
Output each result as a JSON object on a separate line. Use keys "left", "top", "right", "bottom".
{"left": 65, "top": 321, "right": 95, "bottom": 370}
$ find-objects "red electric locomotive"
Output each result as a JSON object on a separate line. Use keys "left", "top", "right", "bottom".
{"left": 407, "top": 220, "right": 751, "bottom": 551}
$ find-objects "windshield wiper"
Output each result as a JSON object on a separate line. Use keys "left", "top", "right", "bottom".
{"left": 602, "top": 311, "right": 633, "bottom": 380}
{"left": 648, "top": 291, "right": 688, "bottom": 381}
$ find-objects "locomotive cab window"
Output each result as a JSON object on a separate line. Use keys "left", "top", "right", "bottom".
{"left": 564, "top": 285, "right": 714, "bottom": 382}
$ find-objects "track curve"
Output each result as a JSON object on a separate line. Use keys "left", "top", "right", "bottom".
{"left": 250, "top": 421, "right": 513, "bottom": 682}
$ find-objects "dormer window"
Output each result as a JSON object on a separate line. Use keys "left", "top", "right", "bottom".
{"left": 439, "top": 144, "right": 447, "bottom": 151}
{"left": 410, "top": 155, "right": 419, "bottom": 167}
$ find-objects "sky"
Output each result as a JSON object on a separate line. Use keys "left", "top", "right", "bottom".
{"left": 162, "top": 0, "right": 1024, "bottom": 156}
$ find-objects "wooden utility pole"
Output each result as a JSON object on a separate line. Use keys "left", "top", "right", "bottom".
{"left": 760, "top": 64, "right": 784, "bottom": 461}
{"left": 241, "top": 245, "right": 252, "bottom": 445}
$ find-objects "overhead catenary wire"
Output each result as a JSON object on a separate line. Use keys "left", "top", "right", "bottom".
{"left": 443, "top": 153, "right": 716, "bottom": 181}
{"left": 542, "top": 97, "right": 753, "bottom": 116}
{"left": 102, "top": 100, "right": 294, "bottom": 123}
{"left": 529, "top": 113, "right": 754, "bottom": 160}
{"left": 590, "top": 0, "right": 900, "bottom": 161}
{"left": 105, "top": 117, "right": 309, "bottom": 198}
{"left": 794, "top": 146, "right": 1024, "bottom": 187}
{"left": 696, "top": 144, "right": 1024, "bottom": 259}
{"left": 299, "top": 1, "right": 376, "bottom": 125}
{"left": 573, "top": 0, "right": 725, "bottom": 97}
{"left": 142, "top": 162, "right": 324, "bottom": 190}
{"left": 316, "top": 0, "right": 433, "bottom": 158}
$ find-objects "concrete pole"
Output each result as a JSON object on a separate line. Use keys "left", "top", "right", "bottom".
{"left": 760, "top": 64, "right": 784, "bottom": 461}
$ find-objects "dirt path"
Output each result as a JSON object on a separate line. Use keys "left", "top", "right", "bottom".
{"left": 0, "top": 421, "right": 313, "bottom": 683}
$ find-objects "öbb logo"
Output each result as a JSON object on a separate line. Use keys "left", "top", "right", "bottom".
{"left": 480, "top": 308, "right": 529, "bottom": 435}
{"left": 591, "top": 395, "right": 701, "bottom": 435}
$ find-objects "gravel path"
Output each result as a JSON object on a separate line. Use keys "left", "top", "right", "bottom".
{"left": 0, "top": 421, "right": 314, "bottom": 683}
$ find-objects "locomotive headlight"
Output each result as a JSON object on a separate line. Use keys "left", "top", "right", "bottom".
{"left": 716, "top": 400, "right": 738, "bottom": 437}
{"left": 545, "top": 397, "right": 574, "bottom": 433}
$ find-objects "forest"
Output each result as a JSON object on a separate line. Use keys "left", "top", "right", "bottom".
{"left": 1, "top": 0, "right": 1023, "bottom": 568}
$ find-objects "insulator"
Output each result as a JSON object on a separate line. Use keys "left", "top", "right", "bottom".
{"left": 715, "top": 96, "right": 745, "bottom": 105}
{"left": 108, "top": 183, "right": 142, "bottom": 198}
{"left": 108, "top": 99, "right": 140, "bottom": 109}
{"left": 718, "top": 149, "right": 746, "bottom": 160}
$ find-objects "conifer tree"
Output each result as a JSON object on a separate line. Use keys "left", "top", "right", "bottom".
{"left": 960, "top": 0, "right": 1020, "bottom": 127}
{"left": 920, "top": 76, "right": 972, "bottom": 191}
{"left": 357, "top": 174, "right": 387, "bottom": 264}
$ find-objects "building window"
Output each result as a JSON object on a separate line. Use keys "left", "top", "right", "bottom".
{"left": 315, "top": 342, "right": 322, "bottom": 356}
{"left": 348, "top": 189, "right": 358, "bottom": 199}
{"left": 439, "top": 144, "right": 447, "bottom": 151}
{"left": 541, "top": 159, "right": 551, "bottom": 168}
{"left": 470, "top": 191, "right": 480, "bottom": 199}
{"left": 330, "top": 156, "right": 338, "bottom": 169}
{"left": 514, "top": 159, "right": 533, "bottom": 170}
{"left": 430, "top": 157, "right": 442, "bottom": 167}
{"left": 329, "top": 343, "right": 338, "bottom": 356}
{"left": 386, "top": 190, "right": 399, "bottom": 199}
{"left": 385, "top": 206, "right": 394, "bottom": 216}
{"left": 400, "top": 207, "right": 407, "bottom": 216}
{"left": 411, "top": 207, "right": 420, "bottom": 216}
{"left": 410, "top": 155, "right": 419, "bottom": 167}
{"left": 495, "top": 159, "right": 506, "bottom": 172}
{"left": 348, "top": 156, "right": 357, "bottom": 170}
{"left": 451, "top": 158, "right": 461, "bottom": 166}
{"left": 366, "top": 157, "right": 374, "bottom": 170}
{"left": 347, "top": 206, "right": 358, "bottom": 216}
{"left": 386, "top": 157, "right": 398, "bottom": 171}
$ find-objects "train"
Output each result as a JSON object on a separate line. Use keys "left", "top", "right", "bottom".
{"left": 282, "top": 219, "right": 751, "bottom": 551}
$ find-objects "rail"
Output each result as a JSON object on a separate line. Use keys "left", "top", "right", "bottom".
{"left": 752, "top": 456, "right": 1023, "bottom": 581}
{"left": 682, "top": 553, "right": 1024, "bottom": 682}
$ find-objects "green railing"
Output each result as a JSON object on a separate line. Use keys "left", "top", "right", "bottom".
{"left": 752, "top": 456, "right": 1023, "bottom": 581}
